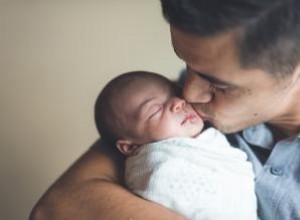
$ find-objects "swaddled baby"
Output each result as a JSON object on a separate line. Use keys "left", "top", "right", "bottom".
{"left": 95, "top": 71, "right": 257, "bottom": 220}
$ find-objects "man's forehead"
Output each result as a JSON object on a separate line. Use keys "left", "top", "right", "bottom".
{"left": 170, "top": 26, "right": 238, "bottom": 69}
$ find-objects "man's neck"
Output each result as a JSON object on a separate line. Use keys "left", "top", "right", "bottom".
{"left": 267, "top": 123, "right": 300, "bottom": 142}
{"left": 268, "top": 72, "right": 300, "bottom": 141}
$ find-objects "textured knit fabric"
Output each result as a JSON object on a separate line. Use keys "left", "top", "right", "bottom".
{"left": 125, "top": 128, "right": 257, "bottom": 220}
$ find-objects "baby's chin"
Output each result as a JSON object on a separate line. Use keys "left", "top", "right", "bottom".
{"left": 191, "top": 121, "right": 205, "bottom": 137}
{"left": 192, "top": 129, "right": 202, "bottom": 138}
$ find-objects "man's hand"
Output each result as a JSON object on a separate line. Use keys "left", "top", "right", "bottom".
{"left": 29, "top": 140, "right": 185, "bottom": 220}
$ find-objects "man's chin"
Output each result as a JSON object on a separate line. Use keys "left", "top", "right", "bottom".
{"left": 205, "top": 121, "right": 245, "bottom": 134}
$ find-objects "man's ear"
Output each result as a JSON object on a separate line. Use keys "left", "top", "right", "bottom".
{"left": 116, "top": 139, "right": 139, "bottom": 156}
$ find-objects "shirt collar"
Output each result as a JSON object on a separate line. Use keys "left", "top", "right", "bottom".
{"left": 242, "top": 124, "right": 274, "bottom": 150}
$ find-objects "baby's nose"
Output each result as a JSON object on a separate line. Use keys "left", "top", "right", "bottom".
{"left": 171, "top": 98, "right": 185, "bottom": 112}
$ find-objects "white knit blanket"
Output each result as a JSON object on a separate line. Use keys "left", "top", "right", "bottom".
{"left": 125, "top": 128, "right": 257, "bottom": 220}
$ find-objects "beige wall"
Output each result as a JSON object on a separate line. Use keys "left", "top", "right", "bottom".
{"left": 0, "top": 1, "right": 184, "bottom": 219}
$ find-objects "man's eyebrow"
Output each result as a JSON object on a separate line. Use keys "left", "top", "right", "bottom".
{"left": 172, "top": 45, "right": 235, "bottom": 87}
{"left": 195, "top": 72, "right": 235, "bottom": 87}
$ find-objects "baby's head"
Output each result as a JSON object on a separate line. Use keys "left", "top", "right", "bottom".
{"left": 95, "top": 71, "right": 204, "bottom": 155}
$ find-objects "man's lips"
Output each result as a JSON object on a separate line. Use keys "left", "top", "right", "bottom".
{"left": 190, "top": 105, "right": 209, "bottom": 122}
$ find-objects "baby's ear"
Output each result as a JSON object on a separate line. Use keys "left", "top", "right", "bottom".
{"left": 116, "top": 139, "right": 139, "bottom": 156}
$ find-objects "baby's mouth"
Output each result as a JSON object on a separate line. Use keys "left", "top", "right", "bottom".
{"left": 181, "top": 114, "right": 196, "bottom": 125}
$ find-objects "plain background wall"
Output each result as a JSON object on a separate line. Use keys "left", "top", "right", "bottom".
{"left": 0, "top": 1, "right": 184, "bottom": 219}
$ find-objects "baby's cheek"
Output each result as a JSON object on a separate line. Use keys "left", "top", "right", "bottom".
{"left": 153, "top": 124, "right": 169, "bottom": 139}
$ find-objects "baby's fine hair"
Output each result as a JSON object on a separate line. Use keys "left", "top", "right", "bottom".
{"left": 95, "top": 71, "right": 175, "bottom": 145}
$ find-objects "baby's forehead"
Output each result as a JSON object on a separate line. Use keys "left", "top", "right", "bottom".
{"left": 113, "top": 79, "right": 172, "bottom": 109}
{"left": 134, "top": 78, "right": 172, "bottom": 95}
{"left": 124, "top": 77, "right": 171, "bottom": 92}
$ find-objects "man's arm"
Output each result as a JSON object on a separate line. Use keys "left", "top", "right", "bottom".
{"left": 29, "top": 140, "right": 185, "bottom": 220}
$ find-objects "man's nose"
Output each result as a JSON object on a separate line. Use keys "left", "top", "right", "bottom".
{"left": 171, "top": 98, "right": 185, "bottom": 113}
{"left": 182, "top": 70, "right": 213, "bottom": 103}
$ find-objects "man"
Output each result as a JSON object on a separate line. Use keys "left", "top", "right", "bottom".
{"left": 30, "top": 0, "right": 300, "bottom": 219}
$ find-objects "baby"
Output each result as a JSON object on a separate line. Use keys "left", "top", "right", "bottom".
{"left": 95, "top": 71, "right": 257, "bottom": 220}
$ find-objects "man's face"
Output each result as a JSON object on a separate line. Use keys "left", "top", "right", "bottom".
{"left": 116, "top": 80, "right": 204, "bottom": 144}
{"left": 171, "top": 26, "right": 294, "bottom": 133}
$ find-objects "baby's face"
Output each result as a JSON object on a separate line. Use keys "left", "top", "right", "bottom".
{"left": 117, "top": 81, "right": 204, "bottom": 144}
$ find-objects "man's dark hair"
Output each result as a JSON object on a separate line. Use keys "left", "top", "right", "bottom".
{"left": 95, "top": 71, "right": 174, "bottom": 145}
{"left": 161, "top": 0, "right": 300, "bottom": 75}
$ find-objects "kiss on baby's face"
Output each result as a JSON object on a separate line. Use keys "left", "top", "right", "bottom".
{"left": 113, "top": 79, "right": 204, "bottom": 145}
